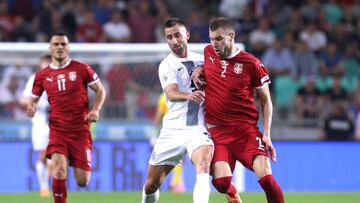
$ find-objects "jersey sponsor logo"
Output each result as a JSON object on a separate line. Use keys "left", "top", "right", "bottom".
{"left": 46, "top": 77, "right": 53, "bottom": 82}
{"left": 177, "top": 67, "right": 183, "bottom": 71}
{"left": 234, "top": 63, "right": 243, "bottom": 74}
{"left": 57, "top": 74, "right": 65, "bottom": 79}
{"left": 69, "top": 71, "right": 77, "bottom": 81}
{"left": 220, "top": 60, "right": 229, "bottom": 66}
{"left": 209, "top": 56, "right": 214, "bottom": 63}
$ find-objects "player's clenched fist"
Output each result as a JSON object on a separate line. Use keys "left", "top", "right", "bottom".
{"left": 27, "top": 102, "right": 37, "bottom": 118}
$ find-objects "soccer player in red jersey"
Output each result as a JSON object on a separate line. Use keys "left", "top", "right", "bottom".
{"left": 193, "top": 17, "right": 284, "bottom": 203}
{"left": 27, "top": 32, "right": 106, "bottom": 203}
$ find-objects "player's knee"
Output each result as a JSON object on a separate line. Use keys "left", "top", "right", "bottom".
{"left": 212, "top": 176, "right": 232, "bottom": 194}
{"left": 195, "top": 158, "right": 211, "bottom": 173}
{"left": 144, "top": 178, "right": 161, "bottom": 194}
{"left": 76, "top": 177, "right": 90, "bottom": 187}
{"left": 53, "top": 167, "right": 66, "bottom": 179}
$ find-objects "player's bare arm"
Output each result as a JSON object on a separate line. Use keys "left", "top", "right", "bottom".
{"left": 191, "top": 65, "right": 207, "bottom": 89}
{"left": 85, "top": 80, "right": 106, "bottom": 122}
{"left": 164, "top": 83, "right": 204, "bottom": 103}
{"left": 26, "top": 97, "right": 39, "bottom": 118}
{"left": 256, "top": 83, "right": 277, "bottom": 162}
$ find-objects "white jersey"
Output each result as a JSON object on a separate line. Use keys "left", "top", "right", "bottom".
{"left": 23, "top": 74, "right": 49, "bottom": 150}
{"left": 158, "top": 51, "right": 205, "bottom": 129}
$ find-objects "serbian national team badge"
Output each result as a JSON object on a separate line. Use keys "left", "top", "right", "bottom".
{"left": 234, "top": 63, "right": 243, "bottom": 74}
{"left": 69, "top": 71, "right": 77, "bottom": 81}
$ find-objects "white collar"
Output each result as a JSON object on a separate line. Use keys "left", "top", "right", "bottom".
{"left": 50, "top": 58, "right": 72, "bottom": 70}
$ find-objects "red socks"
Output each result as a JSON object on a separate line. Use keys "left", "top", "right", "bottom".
{"left": 258, "top": 174, "right": 284, "bottom": 203}
{"left": 212, "top": 176, "right": 237, "bottom": 195}
{"left": 53, "top": 178, "right": 67, "bottom": 203}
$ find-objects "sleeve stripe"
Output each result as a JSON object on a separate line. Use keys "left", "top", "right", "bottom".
{"left": 255, "top": 81, "right": 271, "bottom": 89}
{"left": 261, "top": 75, "right": 270, "bottom": 84}
{"left": 88, "top": 79, "right": 99, "bottom": 86}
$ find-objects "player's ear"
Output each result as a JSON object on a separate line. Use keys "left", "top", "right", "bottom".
{"left": 186, "top": 31, "right": 190, "bottom": 40}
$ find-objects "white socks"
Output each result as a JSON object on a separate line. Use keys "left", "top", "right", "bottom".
{"left": 193, "top": 173, "right": 210, "bottom": 203}
{"left": 35, "top": 161, "right": 49, "bottom": 190}
{"left": 141, "top": 186, "right": 159, "bottom": 203}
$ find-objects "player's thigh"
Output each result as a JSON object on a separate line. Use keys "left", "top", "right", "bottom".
{"left": 211, "top": 144, "right": 235, "bottom": 179}
{"left": 190, "top": 144, "right": 213, "bottom": 174}
{"left": 232, "top": 125, "right": 269, "bottom": 171}
{"left": 186, "top": 129, "right": 213, "bottom": 162}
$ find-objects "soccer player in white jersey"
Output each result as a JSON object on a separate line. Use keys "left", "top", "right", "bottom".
{"left": 141, "top": 18, "right": 214, "bottom": 203}
{"left": 20, "top": 54, "right": 52, "bottom": 197}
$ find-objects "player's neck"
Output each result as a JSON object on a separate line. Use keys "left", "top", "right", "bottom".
{"left": 52, "top": 57, "right": 70, "bottom": 68}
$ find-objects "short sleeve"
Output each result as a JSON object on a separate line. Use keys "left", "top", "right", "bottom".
{"left": 85, "top": 64, "right": 99, "bottom": 86}
{"left": 32, "top": 72, "right": 44, "bottom": 98}
{"left": 158, "top": 60, "right": 177, "bottom": 90}
{"left": 252, "top": 59, "right": 270, "bottom": 88}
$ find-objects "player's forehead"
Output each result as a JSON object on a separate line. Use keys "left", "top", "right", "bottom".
{"left": 209, "top": 27, "right": 227, "bottom": 39}
{"left": 164, "top": 24, "right": 187, "bottom": 36}
{"left": 50, "top": 35, "right": 69, "bottom": 45}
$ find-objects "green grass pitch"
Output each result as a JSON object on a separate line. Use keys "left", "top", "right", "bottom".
{"left": 1, "top": 192, "right": 359, "bottom": 203}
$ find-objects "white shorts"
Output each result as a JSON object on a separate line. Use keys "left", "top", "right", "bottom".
{"left": 31, "top": 124, "right": 49, "bottom": 151}
{"left": 149, "top": 127, "right": 214, "bottom": 166}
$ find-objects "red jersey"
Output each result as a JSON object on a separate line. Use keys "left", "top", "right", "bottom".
{"left": 32, "top": 59, "right": 98, "bottom": 133}
{"left": 204, "top": 45, "right": 270, "bottom": 125}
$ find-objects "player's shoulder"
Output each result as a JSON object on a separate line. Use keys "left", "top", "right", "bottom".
{"left": 204, "top": 44, "right": 213, "bottom": 53}
{"left": 159, "top": 53, "right": 177, "bottom": 69}
{"left": 35, "top": 66, "right": 51, "bottom": 77}
{"left": 69, "top": 59, "right": 90, "bottom": 68}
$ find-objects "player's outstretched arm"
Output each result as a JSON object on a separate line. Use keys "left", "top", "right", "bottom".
{"left": 86, "top": 80, "right": 106, "bottom": 122}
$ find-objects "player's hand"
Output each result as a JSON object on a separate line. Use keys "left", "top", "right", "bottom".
{"left": 191, "top": 66, "right": 206, "bottom": 90}
{"left": 262, "top": 134, "right": 277, "bottom": 162}
{"left": 26, "top": 102, "right": 37, "bottom": 118}
{"left": 188, "top": 90, "right": 205, "bottom": 103}
{"left": 85, "top": 109, "right": 100, "bottom": 122}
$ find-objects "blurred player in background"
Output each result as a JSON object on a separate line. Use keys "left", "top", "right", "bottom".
{"left": 141, "top": 18, "right": 213, "bottom": 203}
{"left": 20, "top": 54, "right": 52, "bottom": 197}
{"left": 193, "top": 17, "right": 284, "bottom": 203}
{"left": 27, "top": 32, "right": 106, "bottom": 203}
{"left": 152, "top": 93, "right": 186, "bottom": 193}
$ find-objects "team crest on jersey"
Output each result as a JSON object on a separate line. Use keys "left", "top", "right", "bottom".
{"left": 234, "top": 63, "right": 243, "bottom": 74}
{"left": 57, "top": 74, "right": 65, "bottom": 79}
{"left": 69, "top": 71, "right": 77, "bottom": 81}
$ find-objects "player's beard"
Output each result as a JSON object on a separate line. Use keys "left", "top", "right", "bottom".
{"left": 171, "top": 45, "right": 186, "bottom": 57}
{"left": 218, "top": 45, "right": 231, "bottom": 58}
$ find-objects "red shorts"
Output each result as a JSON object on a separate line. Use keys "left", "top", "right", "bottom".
{"left": 46, "top": 129, "right": 92, "bottom": 171}
{"left": 208, "top": 124, "right": 268, "bottom": 171}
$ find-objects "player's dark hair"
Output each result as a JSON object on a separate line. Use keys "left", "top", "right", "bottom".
{"left": 163, "top": 18, "right": 187, "bottom": 30}
{"left": 209, "top": 17, "right": 235, "bottom": 32}
{"left": 51, "top": 31, "right": 68, "bottom": 38}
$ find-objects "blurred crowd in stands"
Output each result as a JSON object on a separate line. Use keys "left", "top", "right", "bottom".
{"left": 0, "top": 0, "right": 359, "bottom": 140}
